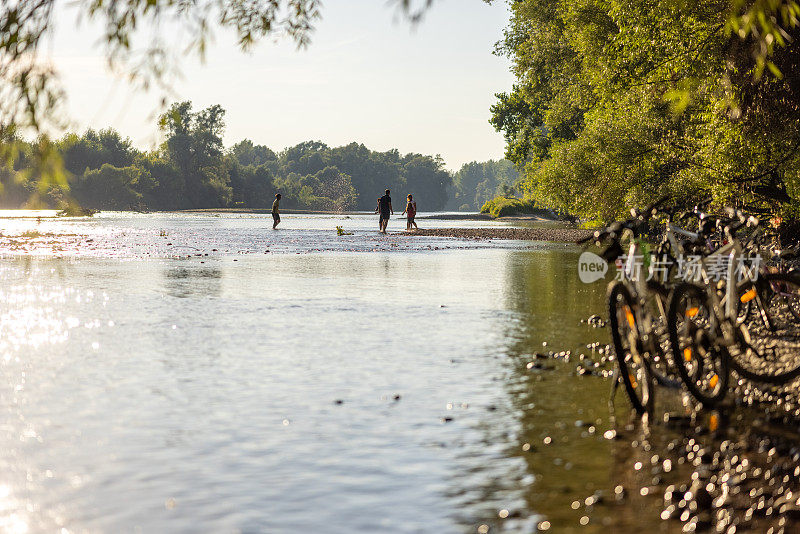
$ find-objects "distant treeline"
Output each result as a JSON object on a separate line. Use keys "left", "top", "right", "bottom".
{"left": 0, "top": 101, "right": 498, "bottom": 213}
{"left": 445, "top": 159, "right": 522, "bottom": 212}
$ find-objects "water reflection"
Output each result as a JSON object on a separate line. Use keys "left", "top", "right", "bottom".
{"left": 444, "top": 248, "right": 676, "bottom": 532}
{"left": 162, "top": 263, "right": 223, "bottom": 298}
{"left": 0, "top": 244, "right": 749, "bottom": 533}
{"left": 458, "top": 247, "right": 800, "bottom": 533}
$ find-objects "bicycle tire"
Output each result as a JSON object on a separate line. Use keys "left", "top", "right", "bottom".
{"left": 607, "top": 281, "right": 652, "bottom": 415}
{"left": 765, "top": 272, "right": 800, "bottom": 323}
{"left": 727, "top": 272, "right": 800, "bottom": 384}
{"left": 643, "top": 280, "right": 683, "bottom": 389}
{"left": 666, "top": 283, "right": 729, "bottom": 406}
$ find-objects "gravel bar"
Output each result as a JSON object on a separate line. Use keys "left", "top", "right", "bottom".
{"left": 402, "top": 227, "right": 592, "bottom": 242}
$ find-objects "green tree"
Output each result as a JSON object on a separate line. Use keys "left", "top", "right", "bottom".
{"left": 326, "top": 143, "right": 403, "bottom": 208}
{"left": 313, "top": 166, "right": 357, "bottom": 211}
{"left": 159, "top": 101, "right": 232, "bottom": 207}
{"left": 402, "top": 155, "right": 451, "bottom": 211}
{"left": 71, "top": 164, "right": 155, "bottom": 210}
{"left": 228, "top": 162, "right": 275, "bottom": 208}
{"left": 0, "top": 101, "right": 456, "bottom": 212}
{"left": 3, "top": 0, "right": 799, "bottom": 206}
{"left": 144, "top": 154, "right": 183, "bottom": 210}
{"left": 448, "top": 159, "right": 521, "bottom": 210}
{"left": 491, "top": 0, "right": 800, "bottom": 223}
{"left": 230, "top": 140, "right": 277, "bottom": 167}
{"left": 59, "top": 129, "right": 139, "bottom": 176}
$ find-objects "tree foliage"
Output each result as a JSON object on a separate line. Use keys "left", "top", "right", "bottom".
{"left": 0, "top": 0, "right": 438, "bottom": 199}
{"left": 491, "top": 0, "right": 800, "bottom": 223}
{"left": 0, "top": 101, "right": 452, "bottom": 212}
{"left": 447, "top": 159, "right": 521, "bottom": 211}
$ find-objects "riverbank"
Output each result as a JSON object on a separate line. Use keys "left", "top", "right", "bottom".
{"left": 180, "top": 208, "right": 367, "bottom": 215}
{"left": 0, "top": 208, "right": 566, "bottom": 224}
{"left": 178, "top": 208, "right": 563, "bottom": 222}
{"left": 402, "top": 227, "right": 592, "bottom": 242}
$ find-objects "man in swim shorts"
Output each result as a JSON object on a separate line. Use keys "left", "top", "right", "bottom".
{"left": 272, "top": 193, "right": 281, "bottom": 229}
{"left": 375, "top": 189, "right": 393, "bottom": 233}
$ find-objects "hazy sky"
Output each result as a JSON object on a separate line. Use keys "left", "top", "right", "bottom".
{"left": 46, "top": 0, "right": 515, "bottom": 170}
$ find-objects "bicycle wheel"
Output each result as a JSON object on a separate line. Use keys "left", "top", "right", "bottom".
{"left": 666, "top": 283, "right": 729, "bottom": 405}
{"left": 642, "top": 281, "right": 683, "bottom": 389}
{"left": 727, "top": 273, "right": 800, "bottom": 384}
{"left": 765, "top": 272, "right": 800, "bottom": 324}
{"left": 607, "top": 282, "right": 652, "bottom": 415}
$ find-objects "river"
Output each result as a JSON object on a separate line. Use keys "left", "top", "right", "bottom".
{"left": 1, "top": 211, "right": 676, "bottom": 533}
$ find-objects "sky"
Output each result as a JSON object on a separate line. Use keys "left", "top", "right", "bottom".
{"left": 45, "top": 0, "right": 516, "bottom": 171}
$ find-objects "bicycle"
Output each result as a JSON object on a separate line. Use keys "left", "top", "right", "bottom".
{"left": 585, "top": 199, "right": 685, "bottom": 414}
{"left": 666, "top": 209, "right": 800, "bottom": 406}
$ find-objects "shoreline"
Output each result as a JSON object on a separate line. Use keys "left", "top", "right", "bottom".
{"left": 0, "top": 208, "right": 567, "bottom": 223}
{"left": 399, "top": 227, "right": 592, "bottom": 243}
{"left": 180, "top": 208, "right": 557, "bottom": 221}
{"left": 180, "top": 208, "right": 562, "bottom": 222}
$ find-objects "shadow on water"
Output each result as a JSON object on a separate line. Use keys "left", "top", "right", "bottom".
{"left": 449, "top": 248, "right": 679, "bottom": 532}
{"left": 456, "top": 247, "right": 800, "bottom": 533}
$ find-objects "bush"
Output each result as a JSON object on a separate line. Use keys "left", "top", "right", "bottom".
{"left": 480, "top": 196, "right": 553, "bottom": 218}
{"left": 579, "top": 219, "right": 603, "bottom": 229}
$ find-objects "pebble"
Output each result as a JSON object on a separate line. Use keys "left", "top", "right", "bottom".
{"left": 403, "top": 228, "right": 592, "bottom": 242}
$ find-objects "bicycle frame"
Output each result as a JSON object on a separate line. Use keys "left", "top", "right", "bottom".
{"left": 687, "top": 232, "right": 767, "bottom": 352}
{"left": 666, "top": 220, "right": 762, "bottom": 322}
{"left": 620, "top": 221, "right": 750, "bottom": 355}
{"left": 620, "top": 230, "right": 657, "bottom": 332}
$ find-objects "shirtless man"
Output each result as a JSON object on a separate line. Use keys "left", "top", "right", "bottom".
{"left": 272, "top": 193, "right": 281, "bottom": 229}
{"left": 375, "top": 189, "right": 393, "bottom": 233}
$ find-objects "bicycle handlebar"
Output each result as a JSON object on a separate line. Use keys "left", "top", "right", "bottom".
{"left": 630, "top": 196, "right": 671, "bottom": 221}
{"left": 580, "top": 198, "right": 761, "bottom": 253}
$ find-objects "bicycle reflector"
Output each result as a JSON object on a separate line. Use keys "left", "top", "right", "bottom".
{"left": 624, "top": 307, "right": 635, "bottom": 329}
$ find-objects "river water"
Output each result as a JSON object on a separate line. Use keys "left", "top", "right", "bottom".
{"left": 1, "top": 212, "right": 676, "bottom": 533}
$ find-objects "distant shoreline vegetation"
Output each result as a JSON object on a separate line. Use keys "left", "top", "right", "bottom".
{"left": 0, "top": 101, "right": 536, "bottom": 216}
{"left": 479, "top": 197, "right": 562, "bottom": 219}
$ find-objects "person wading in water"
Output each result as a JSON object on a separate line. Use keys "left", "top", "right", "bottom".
{"left": 272, "top": 193, "right": 281, "bottom": 229}
{"left": 375, "top": 189, "right": 393, "bottom": 233}
{"left": 402, "top": 194, "right": 417, "bottom": 230}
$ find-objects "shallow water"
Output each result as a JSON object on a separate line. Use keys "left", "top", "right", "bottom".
{"left": 0, "top": 211, "right": 545, "bottom": 257}
{"left": 0, "top": 212, "right": 676, "bottom": 533}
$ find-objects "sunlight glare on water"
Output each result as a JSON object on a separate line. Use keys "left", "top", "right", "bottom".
{"left": 0, "top": 211, "right": 550, "bottom": 257}
{"left": 0, "top": 212, "right": 657, "bottom": 533}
